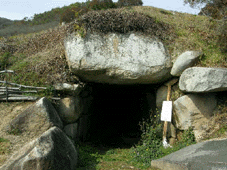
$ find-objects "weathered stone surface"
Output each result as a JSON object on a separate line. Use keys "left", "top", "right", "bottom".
{"left": 171, "top": 51, "right": 202, "bottom": 76}
{"left": 156, "top": 85, "right": 168, "bottom": 109}
{"left": 169, "top": 137, "right": 177, "bottom": 146}
{"left": 77, "top": 115, "right": 90, "bottom": 142}
{"left": 156, "top": 79, "right": 179, "bottom": 109}
{"left": 179, "top": 67, "right": 227, "bottom": 92}
{"left": 173, "top": 94, "right": 217, "bottom": 141}
{"left": 64, "top": 32, "right": 172, "bottom": 84}
{"left": 167, "top": 123, "right": 176, "bottom": 139}
{"left": 54, "top": 83, "right": 81, "bottom": 93}
{"left": 7, "top": 97, "right": 63, "bottom": 134}
{"left": 58, "top": 96, "right": 83, "bottom": 124}
{"left": 151, "top": 138, "right": 227, "bottom": 170}
{"left": 64, "top": 123, "right": 78, "bottom": 141}
{"left": 0, "top": 127, "right": 78, "bottom": 170}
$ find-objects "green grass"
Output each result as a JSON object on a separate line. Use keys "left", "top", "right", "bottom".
{"left": 76, "top": 119, "right": 196, "bottom": 170}
{"left": 76, "top": 142, "right": 160, "bottom": 170}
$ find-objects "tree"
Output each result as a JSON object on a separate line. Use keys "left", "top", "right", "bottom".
{"left": 184, "top": 0, "right": 226, "bottom": 19}
{"left": 118, "top": 0, "right": 143, "bottom": 7}
{"left": 184, "top": 0, "right": 227, "bottom": 8}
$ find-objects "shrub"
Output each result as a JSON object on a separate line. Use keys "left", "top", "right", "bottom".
{"left": 118, "top": 0, "right": 143, "bottom": 7}
{"left": 129, "top": 114, "right": 196, "bottom": 168}
{"left": 60, "top": 6, "right": 90, "bottom": 24}
{"left": 88, "top": 0, "right": 116, "bottom": 10}
{"left": 129, "top": 114, "right": 163, "bottom": 167}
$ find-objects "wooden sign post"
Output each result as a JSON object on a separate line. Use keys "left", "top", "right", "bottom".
{"left": 161, "top": 85, "right": 172, "bottom": 148}
{"left": 161, "top": 79, "right": 178, "bottom": 148}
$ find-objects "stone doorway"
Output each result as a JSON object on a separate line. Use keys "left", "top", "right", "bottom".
{"left": 82, "top": 83, "right": 156, "bottom": 147}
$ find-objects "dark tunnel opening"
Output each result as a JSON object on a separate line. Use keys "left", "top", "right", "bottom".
{"left": 84, "top": 83, "right": 157, "bottom": 147}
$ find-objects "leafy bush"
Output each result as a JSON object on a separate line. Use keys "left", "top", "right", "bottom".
{"left": 88, "top": 0, "right": 116, "bottom": 10}
{"left": 129, "top": 114, "right": 196, "bottom": 168}
{"left": 60, "top": 6, "right": 90, "bottom": 24}
{"left": 118, "top": 0, "right": 143, "bottom": 7}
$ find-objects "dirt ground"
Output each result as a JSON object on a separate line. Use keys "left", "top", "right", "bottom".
{"left": 0, "top": 101, "right": 35, "bottom": 166}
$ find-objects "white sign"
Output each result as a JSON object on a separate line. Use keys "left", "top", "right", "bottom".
{"left": 161, "top": 101, "right": 172, "bottom": 122}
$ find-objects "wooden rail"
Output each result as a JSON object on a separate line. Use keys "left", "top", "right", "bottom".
{"left": 0, "top": 70, "right": 46, "bottom": 101}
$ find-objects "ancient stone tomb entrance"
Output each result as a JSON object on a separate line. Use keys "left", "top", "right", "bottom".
{"left": 81, "top": 83, "right": 156, "bottom": 147}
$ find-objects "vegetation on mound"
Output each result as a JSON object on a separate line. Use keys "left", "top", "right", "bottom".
{"left": 70, "top": 8, "right": 176, "bottom": 42}
{"left": 118, "top": 0, "right": 143, "bottom": 7}
{"left": 60, "top": 6, "right": 91, "bottom": 24}
{"left": 0, "top": 4, "right": 226, "bottom": 90}
{"left": 88, "top": 0, "right": 116, "bottom": 10}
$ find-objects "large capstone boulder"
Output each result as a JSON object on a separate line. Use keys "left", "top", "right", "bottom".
{"left": 0, "top": 127, "right": 78, "bottom": 170}
{"left": 173, "top": 94, "right": 217, "bottom": 142}
{"left": 170, "top": 51, "right": 202, "bottom": 76}
{"left": 64, "top": 32, "right": 172, "bottom": 84}
{"left": 151, "top": 138, "right": 227, "bottom": 170}
{"left": 179, "top": 67, "right": 227, "bottom": 92}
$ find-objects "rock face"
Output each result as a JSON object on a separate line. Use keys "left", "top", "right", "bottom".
{"left": 156, "top": 79, "right": 179, "bottom": 109}
{"left": 64, "top": 32, "right": 172, "bottom": 84}
{"left": 64, "top": 123, "right": 79, "bottom": 141}
{"left": 173, "top": 94, "right": 217, "bottom": 141}
{"left": 58, "top": 96, "right": 83, "bottom": 124}
{"left": 0, "top": 127, "right": 78, "bottom": 170}
{"left": 151, "top": 138, "right": 227, "bottom": 170}
{"left": 7, "top": 97, "right": 63, "bottom": 135}
{"left": 57, "top": 85, "right": 93, "bottom": 124}
{"left": 170, "top": 51, "right": 202, "bottom": 76}
{"left": 54, "top": 83, "right": 81, "bottom": 92}
{"left": 156, "top": 85, "right": 168, "bottom": 109}
{"left": 179, "top": 67, "right": 227, "bottom": 92}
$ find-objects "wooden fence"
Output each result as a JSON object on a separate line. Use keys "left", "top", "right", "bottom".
{"left": 0, "top": 70, "right": 47, "bottom": 101}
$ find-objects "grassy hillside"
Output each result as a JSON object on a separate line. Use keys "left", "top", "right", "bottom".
{"left": 0, "top": 4, "right": 227, "bottom": 169}
{"left": 0, "top": 17, "right": 14, "bottom": 30}
{"left": 0, "top": 5, "right": 226, "bottom": 88}
{"left": 0, "top": 1, "right": 90, "bottom": 37}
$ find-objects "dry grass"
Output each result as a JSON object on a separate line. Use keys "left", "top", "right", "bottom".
{"left": 131, "top": 6, "right": 225, "bottom": 64}
{"left": 0, "top": 21, "right": 59, "bottom": 37}
{"left": 0, "top": 24, "right": 71, "bottom": 86}
{"left": 0, "top": 102, "right": 34, "bottom": 166}
{"left": 0, "top": 6, "right": 226, "bottom": 88}
{"left": 74, "top": 8, "right": 176, "bottom": 42}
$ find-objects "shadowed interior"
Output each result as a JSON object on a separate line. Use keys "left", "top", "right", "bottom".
{"left": 84, "top": 83, "right": 156, "bottom": 147}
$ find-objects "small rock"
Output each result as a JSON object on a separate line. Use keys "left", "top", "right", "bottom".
{"left": 171, "top": 51, "right": 202, "bottom": 76}
{"left": 58, "top": 96, "right": 83, "bottom": 124}
{"left": 179, "top": 67, "right": 227, "bottom": 92}
{"left": 173, "top": 93, "right": 217, "bottom": 142}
